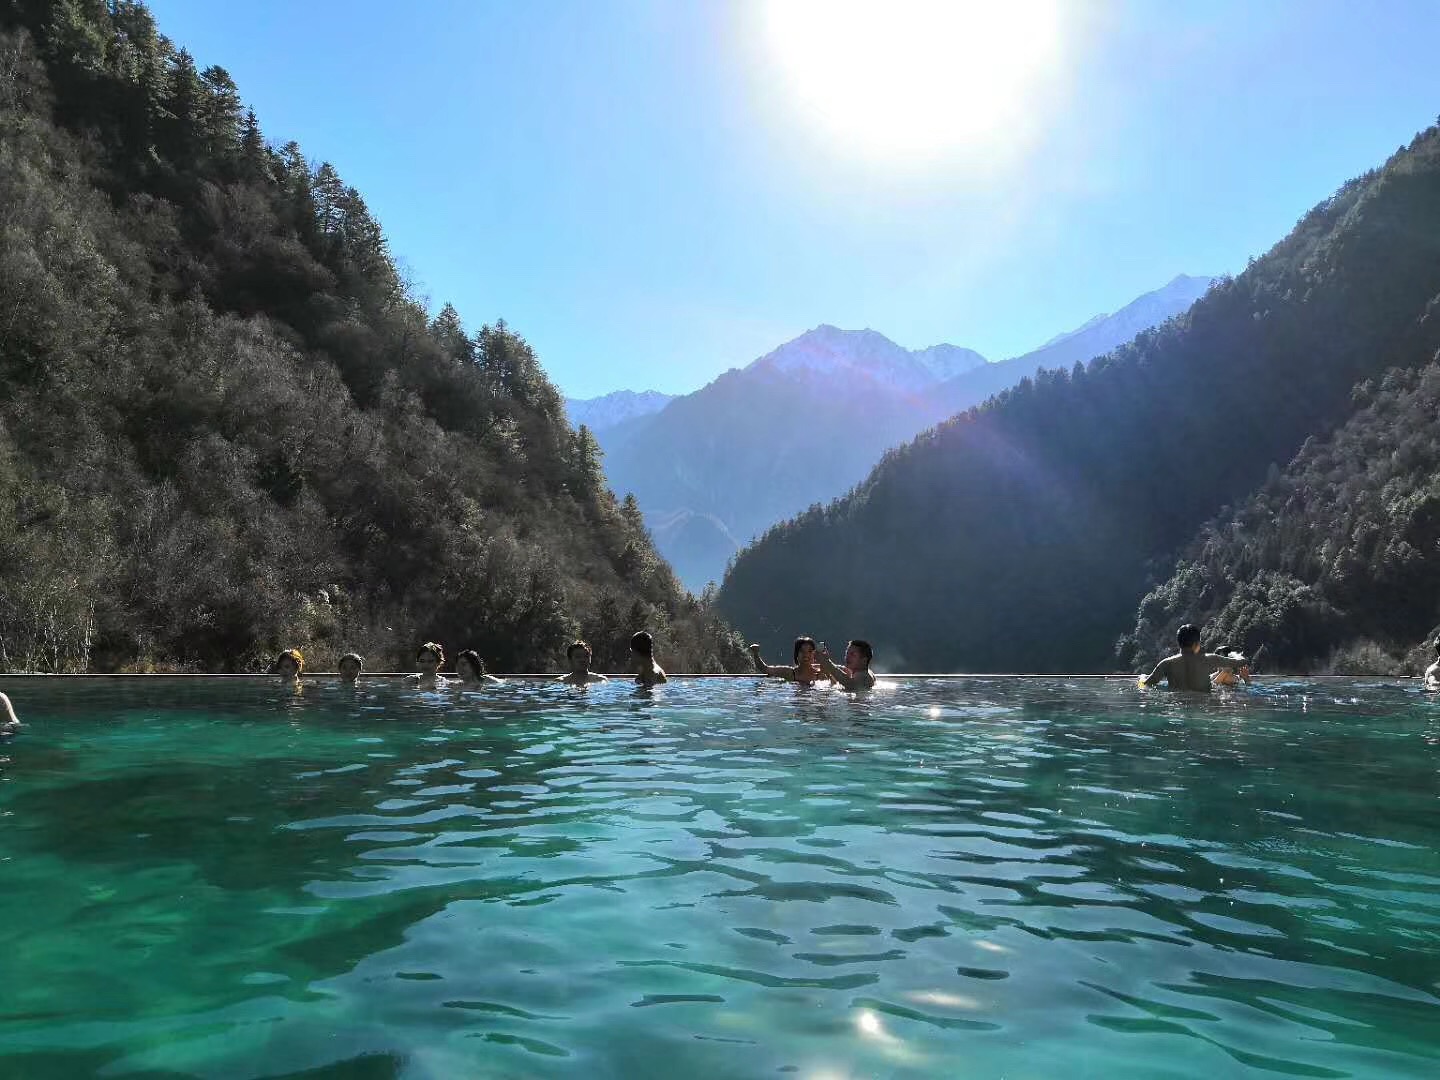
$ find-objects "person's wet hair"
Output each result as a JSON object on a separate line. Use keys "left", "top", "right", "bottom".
{"left": 630, "top": 631, "right": 654, "bottom": 659}
{"left": 338, "top": 652, "right": 364, "bottom": 672}
{"left": 456, "top": 649, "right": 485, "bottom": 677}
{"left": 849, "top": 639, "right": 873, "bottom": 665}
{"left": 272, "top": 648, "right": 304, "bottom": 674}
{"left": 1176, "top": 624, "right": 1201, "bottom": 650}
{"left": 793, "top": 636, "right": 817, "bottom": 664}
{"left": 567, "top": 640, "right": 590, "bottom": 662}
{"left": 417, "top": 642, "right": 444, "bottom": 665}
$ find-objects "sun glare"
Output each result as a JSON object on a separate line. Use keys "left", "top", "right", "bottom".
{"left": 759, "top": 0, "right": 1066, "bottom": 168}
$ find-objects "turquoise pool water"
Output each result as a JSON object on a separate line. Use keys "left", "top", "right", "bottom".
{"left": 1, "top": 677, "right": 1437, "bottom": 1078}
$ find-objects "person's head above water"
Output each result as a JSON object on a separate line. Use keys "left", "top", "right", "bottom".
{"left": 337, "top": 653, "right": 363, "bottom": 682}
{"left": 845, "top": 639, "right": 873, "bottom": 671}
{"left": 417, "top": 642, "right": 444, "bottom": 669}
{"left": 273, "top": 649, "right": 304, "bottom": 677}
{"left": 1176, "top": 624, "right": 1202, "bottom": 653}
{"left": 793, "top": 636, "right": 818, "bottom": 665}
{"left": 630, "top": 631, "right": 654, "bottom": 660}
{"left": 455, "top": 649, "right": 486, "bottom": 680}
{"left": 567, "top": 640, "right": 592, "bottom": 669}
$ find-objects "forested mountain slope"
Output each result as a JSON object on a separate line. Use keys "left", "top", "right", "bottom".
{"left": 1124, "top": 361, "right": 1440, "bottom": 672}
{"left": 717, "top": 123, "right": 1440, "bottom": 672}
{"left": 0, "top": 1, "right": 746, "bottom": 673}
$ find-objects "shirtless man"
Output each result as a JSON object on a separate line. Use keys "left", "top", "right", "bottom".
{"left": 1424, "top": 640, "right": 1439, "bottom": 690}
{"left": 631, "top": 631, "right": 667, "bottom": 686}
{"left": 1141, "top": 624, "right": 1248, "bottom": 692}
{"left": 1, "top": 691, "right": 20, "bottom": 734}
{"left": 817, "top": 639, "right": 877, "bottom": 690}
{"left": 750, "top": 637, "right": 825, "bottom": 685}
{"left": 558, "top": 640, "right": 608, "bottom": 685}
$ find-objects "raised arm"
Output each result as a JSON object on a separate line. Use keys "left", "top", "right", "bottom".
{"left": 749, "top": 644, "right": 796, "bottom": 680}
{"left": 815, "top": 650, "right": 862, "bottom": 690}
{"left": 1202, "top": 652, "right": 1247, "bottom": 674}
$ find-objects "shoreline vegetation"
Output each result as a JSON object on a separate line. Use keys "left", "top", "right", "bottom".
{"left": 0, "top": 2, "right": 748, "bottom": 677}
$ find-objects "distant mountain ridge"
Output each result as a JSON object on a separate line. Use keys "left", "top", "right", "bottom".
{"left": 715, "top": 124, "right": 1440, "bottom": 672}
{"left": 754, "top": 324, "right": 986, "bottom": 392}
{"left": 588, "top": 276, "right": 1214, "bottom": 591}
{"left": 1023, "top": 275, "right": 1214, "bottom": 368}
{"left": 927, "top": 274, "right": 1217, "bottom": 413}
{"left": 565, "top": 389, "right": 675, "bottom": 432}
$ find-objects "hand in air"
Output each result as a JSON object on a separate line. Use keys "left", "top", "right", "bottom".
{"left": 748, "top": 643, "right": 761, "bottom": 655}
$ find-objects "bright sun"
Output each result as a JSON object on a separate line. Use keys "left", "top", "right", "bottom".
{"left": 759, "top": 0, "right": 1067, "bottom": 167}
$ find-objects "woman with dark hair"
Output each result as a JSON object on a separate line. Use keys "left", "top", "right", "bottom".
{"left": 630, "top": 631, "right": 667, "bottom": 686}
{"left": 749, "top": 636, "right": 825, "bottom": 685}
{"left": 455, "top": 649, "right": 503, "bottom": 685}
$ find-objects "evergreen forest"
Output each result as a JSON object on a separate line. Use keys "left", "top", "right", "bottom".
{"left": 0, "top": 0, "right": 748, "bottom": 673}
{"left": 718, "top": 123, "right": 1440, "bottom": 673}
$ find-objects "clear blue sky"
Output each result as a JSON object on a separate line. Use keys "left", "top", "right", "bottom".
{"left": 147, "top": 0, "right": 1440, "bottom": 399}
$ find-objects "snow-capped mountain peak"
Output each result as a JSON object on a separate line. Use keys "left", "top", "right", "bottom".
{"left": 751, "top": 325, "right": 986, "bottom": 393}
{"left": 565, "top": 389, "right": 675, "bottom": 432}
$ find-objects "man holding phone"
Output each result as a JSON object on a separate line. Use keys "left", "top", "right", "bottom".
{"left": 817, "top": 639, "right": 877, "bottom": 690}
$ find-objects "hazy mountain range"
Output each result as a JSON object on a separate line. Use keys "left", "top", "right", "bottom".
{"left": 568, "top": 274, "right": 1216, "bottom": 591}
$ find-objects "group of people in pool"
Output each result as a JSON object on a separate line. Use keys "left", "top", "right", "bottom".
{"left": 1139, "top": 623, "right": 1266, "bottom": 691}
{"left": 2, "top": 625, "right": 1430, "bottom": 736}
{"left": 1139, "top": 626, "right": 1440, "bottom": 691}
{"left": 269, "top": 633, "right": 674, "bottom": 689}
{"left": 267, "top": 632, "right": 879, "bottom": 691}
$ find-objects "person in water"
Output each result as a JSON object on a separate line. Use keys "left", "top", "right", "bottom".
{"left": 1141, "top": 624, "right": 1249, "bottom": 691}
{"left": 1, "top": 691, "right": 20, "bottom": 734}
{"left": 750, "top": 637, "right": 825, "bottom": 684}
{"left": 272, "top": 649, "right": 304, "bottom": 686}
{"left": 631, "top": 631, "right": 667, "bottom": 686}
{"left": 558, "top": 640, "right": 608, "bottom": 685}
{"left": 337, "top": 653, "right": 364, "bottom": 684}
{"left": 410, "top": 642, "right": 448, "bottom": 689}
{"left": 1424, "top": 640, "right": 1439, "bottom": 690}
{"left": 817, "top": 639, "right": 877, "bottom": 690}
{"left": 1210, "top": 645, "right": 1253, "bottom": 688}
{"left": 455, "top": 649, "right": 503, "bottom": 685}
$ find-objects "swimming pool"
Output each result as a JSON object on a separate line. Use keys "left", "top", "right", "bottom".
{"left": 1, "top": 677, "right": 1437, "bottom": 1078}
